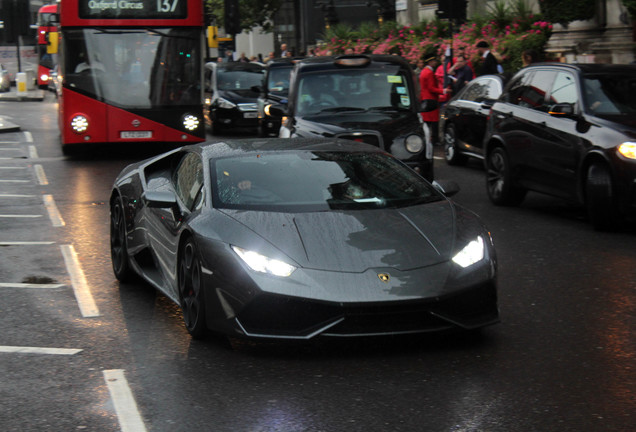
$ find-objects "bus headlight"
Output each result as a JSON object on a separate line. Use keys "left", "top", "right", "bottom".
{"left": 182, "top": 114, "right": 200, "bottom": 131}
{"left": 70, "top": 115, "right": 89, "bottom": 134}
{"left": 40, "top": 74, "right": 49, "bottom": 82}
{"left": 405, "top": 134, "right": 424, "bottom": 153}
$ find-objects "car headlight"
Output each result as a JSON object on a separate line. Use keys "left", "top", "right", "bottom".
{"left": 405, "top": 134, "right": 424, "bottom": 153}
{"left": 452, "top": 236, "right": 485, "bottom": 268}
{"left": 618, "top": 142, "right": 636, "bottom": 160}
{"left": 182, "top": 114, "right": 200, "bottom": 131}
{"left": 217, "top": 98, "right": 236, "bottom": 109}
{"left": 232, "top": 245, "right": 296, "bottom": 277}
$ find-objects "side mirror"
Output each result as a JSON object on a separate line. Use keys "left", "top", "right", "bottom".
{"left": 142, "top": 190, "right": 177, "bottom": 208}
{"left": 265, "top": 104, "right": 287, "bottom": 118}
{"left": 549, "top": 103, "right": 575, "bottom": 118}
{"left": 432, "top": 180, "right": 460, "bottom": 197}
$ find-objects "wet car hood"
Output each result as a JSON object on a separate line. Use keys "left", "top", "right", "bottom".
{"left": 221, "top": 200, "right": 456, "bottom": 272}
{"left": 296, "top": 110, "right": 420, "bottom": 136}
{"left": 591, "top": 113, "right": 636, "bottom": 137}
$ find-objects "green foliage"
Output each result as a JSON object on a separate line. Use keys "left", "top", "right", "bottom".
{"left": 206, "top": 0, "right": 283, "bottom": 33}
{"left": 538, "top": 0, "right": 595, "bottom": 26}
{"left": 486, "top": 0, "right": 512, "bottom": 28}
{"left": 622, "top": 0, "right": 636, "bottom": 16}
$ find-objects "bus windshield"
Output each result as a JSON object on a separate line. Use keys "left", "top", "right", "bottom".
{"left": 63, "top": 28, "right": 201, "bottom": 108}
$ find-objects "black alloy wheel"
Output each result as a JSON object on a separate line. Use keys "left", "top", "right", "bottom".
{"left": 586, "top": 163, "right": 622, "bottom": 231}
{"left": 110, "top": 196, "right": 134, "bottom": 282}
{"left": 444, "top": 124, "right": 467, "bottom": 166}
{"left": 486, "top": 146, "right": 526, "bottom": 206}
{"left": 179, "top": 237, "right": 207, "bottom": 339}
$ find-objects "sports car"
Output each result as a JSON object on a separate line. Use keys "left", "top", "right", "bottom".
{"left": 110, "top": 138, "right": 499, "bottom": 340}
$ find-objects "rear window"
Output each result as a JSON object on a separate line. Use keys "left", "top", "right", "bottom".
{"left": 211, "top": 151, "right": 440, "bottom": 212}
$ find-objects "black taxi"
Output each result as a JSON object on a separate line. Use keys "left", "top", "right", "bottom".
{"left": 268, "top": 55, "right": 434, "bottom": 181}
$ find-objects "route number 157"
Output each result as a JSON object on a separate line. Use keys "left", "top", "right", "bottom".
{"left": 157, "top": 0, "right": 179, "bottom": 13}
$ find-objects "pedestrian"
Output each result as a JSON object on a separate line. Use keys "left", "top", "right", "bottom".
{"left": 223, "top": 49, "right": 234, "bottom": 62}
{"left": 419, "top": 55, "right": 448, "bottom": 147}
{"left": 475, "top": 41, "right": 500, "bottom": 75}
{"left": 447, "top": 54, "right": 474, "bottom": 93}
{"left": 280, "top": 43, "right": 288, "bottom": 57}
{"left": 238, "top": 52, "right": 249, "bottom": 63}
{"left": 522, "top": 49, "right": 540, "bottom": 67}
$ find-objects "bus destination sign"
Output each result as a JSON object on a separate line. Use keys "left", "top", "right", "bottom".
{"left": 79, "top": 0, "right": 188, "bottom": 20}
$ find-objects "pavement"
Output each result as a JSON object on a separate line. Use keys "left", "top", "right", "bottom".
{"left": 0, "top": 87, "right": 46, "bottom": 132}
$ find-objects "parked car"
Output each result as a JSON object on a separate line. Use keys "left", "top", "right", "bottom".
{"left": 257, "top": 57, "right": 302, "bottom": 137}
{"left": 110, "top": 137, "right": 499, "bottom": 340}
{"left": 269, "top": 55, "right": 435, "bottom": 181}
{"left": 484, "top": 63, "right": 636, "bottom": 230}
{"left": 440, "top": 74, "right": 506, "bottom": 165}
{"left": 203, "top": 61, "right": 265, "bottom": 134}
{"left": 0, "top": 64, "right": 11, "bottom": 92}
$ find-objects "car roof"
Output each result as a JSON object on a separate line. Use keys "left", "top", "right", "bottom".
{"left": 197, "top": 137, "right": 386, "bottom": 160}
{"left": 521, "top": 62, "right": 636, "bottom": 75}
{"left": 212, "top": 62, "right": 264, "bottom": 72}
{"left": 266, "top": 57, "right": 305, "bottom": 67}
{"left": 295, "top": 54, "right": 413, "bottom": 72}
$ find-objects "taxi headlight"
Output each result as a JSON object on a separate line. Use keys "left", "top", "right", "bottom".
{"left": 452, "top": 236, "right": 485, "bottom": 268}
{"left": 232, "top": 246, "right": 296, "bottom": 277}
{"left": 618, "top": 142, "right": 636, "bottom": 160}
{"left": 182, "top": 114, "right": 200, "bottom": 131}
{"left": 405, "top": 134, "right": 424, "bottom": 153}
{"left": 70, "top": 115, "right": 89, "bottom": 134}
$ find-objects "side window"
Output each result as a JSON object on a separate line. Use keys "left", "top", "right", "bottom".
{"left": 549, "top": 72, "right": 578, "bottom": 106}
{"left": 463, "top": 80, "right": 488, "bottom": 102}
{"left": 173, "top": 152, "right": 204, "bottom": 211}
{"left": 507, "top": 70, "right": 555, "bottom": 111}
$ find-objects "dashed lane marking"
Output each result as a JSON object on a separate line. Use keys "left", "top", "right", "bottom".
{"left": 43, "top": 194, "right": 65, "bottom": 227}
{"left": 60, "top": 244, "right": 100, "bottom": 318}
{"left": 0, "top": 241, "right": 55, "bottom": 245}
{"left": 24, "top": 131, "right": 33, "bottom": 142}
{"left": 0, "top": 282, "right": 65, "bottom": 288}
{"left": 0, "top": 194, "right": 37, "bottom": 198}
{"left": 29, "top": 145, "right": 38, "bottom": 159}
{"left": 0, "top": 346, "right": 82, "bottom": 355}
{"left": 103, "top": 370, "right": 148, "bottom": 432}
{"left": 34, "top": 164, "right": 48, "bottom": 185}
{"left": 0, "top": 214, "right": 42, "bottom": 218}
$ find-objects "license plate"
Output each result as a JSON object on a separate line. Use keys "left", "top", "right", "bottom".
{"left": 244, "top": 112, "right": 257, "bottom": 119}
{"left": 120, "top": 131, "right": 152, "bottom": 139}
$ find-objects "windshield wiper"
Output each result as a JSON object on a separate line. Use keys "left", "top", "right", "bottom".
{"left": 368, "top": 106, "right": 410, "bottom": 112}
{"left": 316, "top": 107, "right": 367, "bottom": 113}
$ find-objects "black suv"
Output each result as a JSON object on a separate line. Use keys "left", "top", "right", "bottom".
{"left": 484, "top": 63, "right": 636, "bottom": 230}
{"left": 269, "top": 55, "right": 434, "bottom": 181}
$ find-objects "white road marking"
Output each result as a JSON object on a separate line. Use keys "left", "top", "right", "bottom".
{"left": 60, "top": 244, "right": 100, "bottom": 318}
{"left": 0, "top": 241, "right": 55, "bottom": 245}
{"left": 0, "top": 147, "right": 21, "bottom": 151}
{"left": 103, "top": 370, "right": 148, "bottom": 432}
{"left": 0, "top": 179, "right": 29, "bottom": 183}
{"left": 0, "top": 166, "right": 26, "bottom": 169}
{"left": 0, "top": 214, "right": 42, "bottom": 218}
{"left": 0, "top": 346, "right": 82, "bottom": 355}
{"left": 28, "top": 145, "right": 38, "bottom": 159}
{"left": 0, "top": 193, "right": 36, "bottom": 198}
{"left": 0, "top": 282, "right": 65, "bottom": 288}
{"left": 24, "top": 131, "right": 33, "bottom": 142}
{"left": 34, "top": 164, "right": 48, "bottom": 185}
{"left": 43, "top": 194, "right": 65, "bottom": 227}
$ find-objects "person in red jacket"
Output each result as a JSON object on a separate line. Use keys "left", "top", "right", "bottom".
{"left": 419, "top": 55, "right": 447, "bottom": 146}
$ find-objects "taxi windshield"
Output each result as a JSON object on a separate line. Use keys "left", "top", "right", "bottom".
{"left": 296, "top": 68, "right": 413, "bottom": 116}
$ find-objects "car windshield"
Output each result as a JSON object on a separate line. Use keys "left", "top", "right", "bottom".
{"left": 267, "top": 66, "right": 292, "bottom": 96}
{"left": 211, "top": 151, "right": 441, "bottom": 212}
{"left": 583, "top": 73, "right": 636, "bottom": 114}
{"left": 218, "top": 66, "right": 264, "bottom": 91}
{"left": 296, "top": 68, "right": 413, "bottom": 116}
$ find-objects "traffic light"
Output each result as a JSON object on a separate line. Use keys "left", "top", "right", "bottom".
{"left": 1, "top": 0, "right": 31, "bottom": 43}
{"left": 437, "top": 0, "right": 467, "bottom": 21}
{"left": 224, "top": 0, "right": 240, "bottom": 35}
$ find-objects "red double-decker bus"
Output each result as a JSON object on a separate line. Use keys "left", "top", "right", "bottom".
{"left": 57, "top": 0, "right": 207, "bottom": 154}
{"left": 36, "top": 3, "right": 58, "bottom": 88}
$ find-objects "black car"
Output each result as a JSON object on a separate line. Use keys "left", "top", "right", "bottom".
{"left": 257, "top": 57, "right": 302, "bottom": 137}
{"left": 484, "top": 63, "right": 636, "bottom": 230}
{"left": 110, "top": 138, "right": 499, "bottom": 340}
{"left": 440, "top": 74, "right": 506, "bottom": 165}
{"left": 269, "top": 55, "right": 434, "bottom": 181}
{"left": 203, "top": 61, "right": 265, "bottom": 134}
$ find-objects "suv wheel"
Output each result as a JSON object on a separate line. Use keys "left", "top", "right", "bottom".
{"left": 586, "top": 163, "right": 622, "bottom": 231}
{"left": 486, "top": 147, "right": 526, "bottom": 206}
{"left": 444, "top": 124, "right": 466, "bottom": 166}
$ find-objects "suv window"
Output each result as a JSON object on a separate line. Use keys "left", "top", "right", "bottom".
{"left": 549, "top": 72, "right": 578, "bottom": 106}
{"left": 507, "top": 70, "right": 555, "bottom": 111}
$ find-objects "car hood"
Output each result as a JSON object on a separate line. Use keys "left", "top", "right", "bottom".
{"left": 591, "top": 114, "right": 636, "bottom": 138}
{"left": 220, "top": 200, "right": 456, "bottom": 272}
{"left": 296, "top": 111, "right": 419, "bottom": 136}
{"left": 218, "top": 89, "right": 259, "bottom": 103}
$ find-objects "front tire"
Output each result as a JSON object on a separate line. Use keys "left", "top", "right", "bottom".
{"left": 486, "top": 146, "right": 526, "bottom": 206}
{"left": 586, "top": 163, "right": 622, "bottom": 231}
{"left": 110, "top": 196, "right": 134, "bottom": 282}
{"left": 179, "top": 237, "right": 208, "bottom": 339}
{"left": 444, "top": 124, "right": 467, "bottom": 166}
